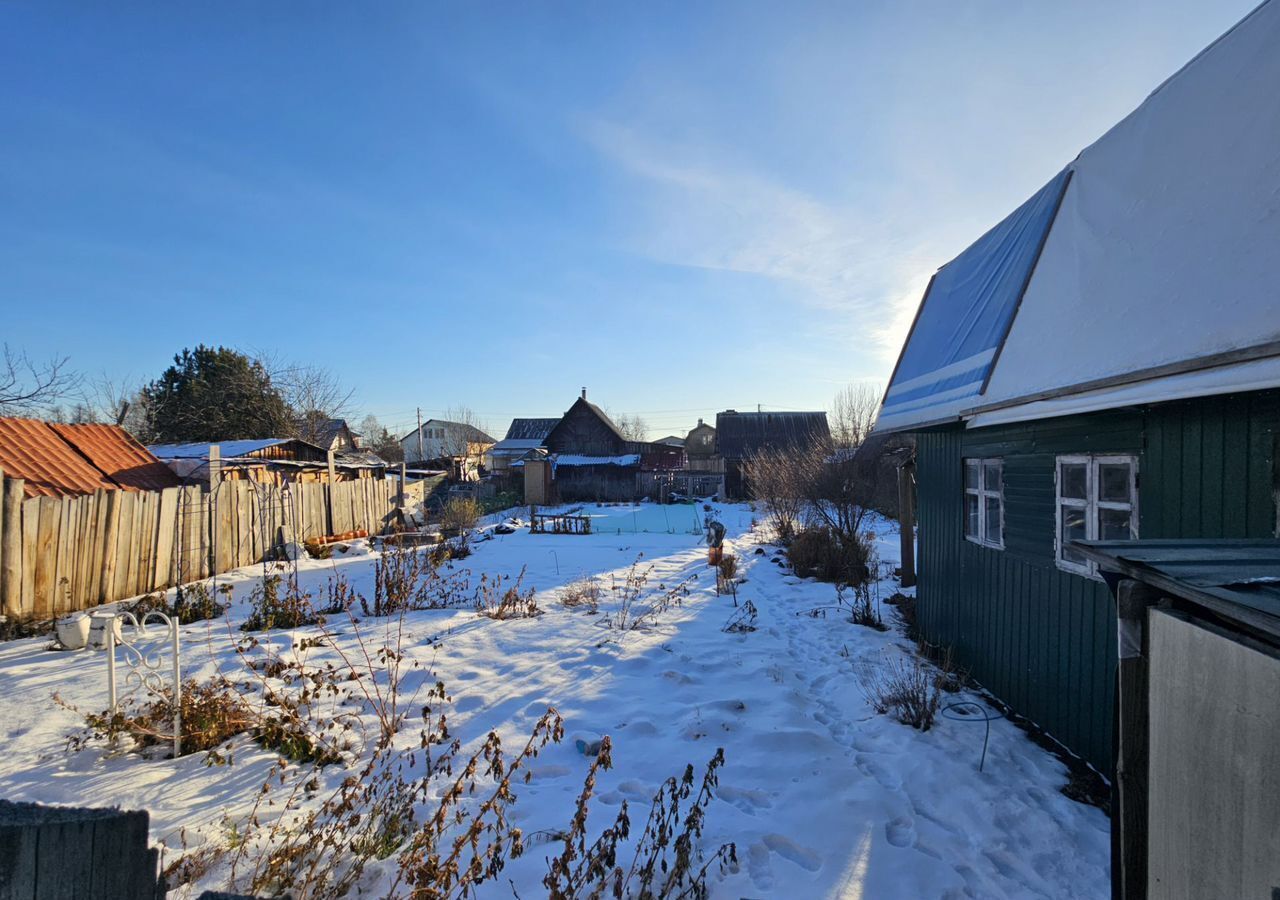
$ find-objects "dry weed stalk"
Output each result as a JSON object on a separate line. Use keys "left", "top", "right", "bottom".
{"left": 560, "top": 577, "right": 603, "bottom": 614}
{"left": 474, "top": 567, "right": 541, "bottom": 620}
{"left": 543, "top": 746, "right": 737, "bottom": 899}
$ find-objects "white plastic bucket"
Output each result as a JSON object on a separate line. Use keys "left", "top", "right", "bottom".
{"left": 87, "top": 612, "right": 123, "bottom": 651}
{"left": 56, "top": 613, "right": 91, "bottom": 650}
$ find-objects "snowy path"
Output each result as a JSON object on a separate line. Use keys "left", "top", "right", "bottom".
{"left": 0, "top": 504, "right": 1110, "bottom": 898}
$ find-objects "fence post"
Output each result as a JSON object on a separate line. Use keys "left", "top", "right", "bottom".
{"left": 898, "top": 459, "right": 917, "bottom": 589}
{"left": 0, "top": 470, "right": 17, "bottom": 620}
{"left": 326, "top": 451, "right": 337, "bottom": 536}
{"left": 171, "top": 615, "right": 181, "bottom": 758}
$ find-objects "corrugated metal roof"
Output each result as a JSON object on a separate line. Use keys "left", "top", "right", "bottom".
{"left": 714, "top": 411, "right": 830, "bottom": 459}
{"left": 0, "top": 418, "right": 117, "bottom": 497}
{"left": 553, "top": 454, "right": 640, "bottom": 467}
{"left": 52, "top": 423, "right": 181, "bottom": 493}
{"left": 1076, "top": 538, "right": 1280, "bottom": 642}
{"left": 504, "top": 418, "right": 559, "bottom": 441}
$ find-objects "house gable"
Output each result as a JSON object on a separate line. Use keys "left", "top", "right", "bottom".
{"left": 544, "top": 397, "right": 630, "bottom": 457}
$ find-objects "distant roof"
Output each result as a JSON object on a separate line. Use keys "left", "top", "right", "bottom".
{"left": 545, "top": 397, "right": 630, "bottom": 446}
{"left": 0, "top": 417, "right": 178, "bottom": 498}
{"left": 148, "top": 439, "right": 293, "bottom": 459}
{"left": 715, "top": 411, "right": 830, "bottom": 459}
{"left": 407, "top": 420, "right": 496, "bottom": 444}
{"left": 311, "top": 418, "right": 357, "bottom": 445}
{"left": 504, "top": 418, "right": 559, "bottom": 441}
{"left": 654, "top": 435, "right": 686, "bottom": 447}
{"left": 489, "top": 438, "right": 546, "bottom": 458}
{"left": 334, "top": 449, "right": 387, "bottom": 469}
{"left": 877, "top": 0, "right": 1280, "bottom": 432}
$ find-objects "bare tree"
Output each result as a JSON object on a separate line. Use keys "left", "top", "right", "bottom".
{"left": 254, "top": 351, "right": 355, "bottom": 446}
{"left": 0, "top": 344, "right": 81, "bottom": 415}
{"left": 830, "top": 383, "right": 882, "bottom": 450}
{"left": 599, "top": 405, "right": 648, "bottom": 442}
{"left": 742, "top": 446, "right": 805, "bottom": 543}
{"left": 614, "top": 413, "right": 649, "bottom": 442}
{"left": 85, "top": 373, "right": 150, "bottom": 436}
{"left": 358, "top": 414, "right": 405, "bottom": 463}
{"left": 436, "top": 405, "right": 490, "bottom": 457}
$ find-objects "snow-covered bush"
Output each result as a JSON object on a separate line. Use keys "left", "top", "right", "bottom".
{"left": 857, "top": 652, "right": 949, "bottom": 731}
{"left": 787, "top": 525, "right": 875, "bottom": 586}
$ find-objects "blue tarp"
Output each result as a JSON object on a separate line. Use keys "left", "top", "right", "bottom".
{"left": 877, "top": 167, "right": 1072, "bottom": 431}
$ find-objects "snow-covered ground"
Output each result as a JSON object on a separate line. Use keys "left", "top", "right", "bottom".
{"left": 0, "top": 503, "right": 1110, "bottom": 898}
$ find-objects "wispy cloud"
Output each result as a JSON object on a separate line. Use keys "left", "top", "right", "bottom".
{"left": 580, "top": 118, "right": 938, "bottom": 361}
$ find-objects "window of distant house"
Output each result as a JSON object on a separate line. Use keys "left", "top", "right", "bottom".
{"left": 1056, "top": 455, "right": 1138, "bottom": 577}
{"left": 963, "top": 459, "right": 1004, "bottom": 549}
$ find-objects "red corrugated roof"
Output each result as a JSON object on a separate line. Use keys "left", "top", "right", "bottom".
{"left": 0, "top": 417, "right": 119, "bottom": 498}
{"left": 52, "top": 423, "right": 181, "bottom": 494}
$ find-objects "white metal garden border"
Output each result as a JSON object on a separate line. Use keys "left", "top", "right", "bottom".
{"left": 106, "top": 610, "right": 182, "bottom": 757}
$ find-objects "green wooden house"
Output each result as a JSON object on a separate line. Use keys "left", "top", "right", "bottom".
{"left": 874, "top": 0, "right": 1280, "bottom": 775}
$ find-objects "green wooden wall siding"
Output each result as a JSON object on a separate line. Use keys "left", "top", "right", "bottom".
{"left": 915, "top": 390, "right": 1279, "bottom": 775}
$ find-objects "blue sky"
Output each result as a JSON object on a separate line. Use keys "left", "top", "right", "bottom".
{"left": 0, "top": 1, "right": 1256, "bottom": 440}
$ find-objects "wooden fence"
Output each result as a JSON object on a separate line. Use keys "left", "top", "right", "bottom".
{"left": 0, "top": 471, "right": 414, "bottom": 620}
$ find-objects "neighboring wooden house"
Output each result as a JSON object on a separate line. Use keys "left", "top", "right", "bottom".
{"left": 715, "top": 410, "right": 830, "bottom": 499}
{"left": 683, "top": 419, "right": 718, "bottom": 472}
{"left": 542, "top": 391, "right": 641, "bottom": 501}
{"left": 486, "top": 417, "right": 558, "bottom": 475}
{"left": 399, "top": 419, "right": 495, "bottom": 480}
{"left": 536, "top": 390, "right": 687, "bottom": 501}
{"left": 310, "top": 418, "right": 360, "bottom": 452}
{"left": 148, "top": 438, "right": 385, "bottom": 485}
{"left": 873, "top": 0, "right": 1280, "bottom": 777}
{"left": 0, "top": 418, "right": 180, "bottom": 498}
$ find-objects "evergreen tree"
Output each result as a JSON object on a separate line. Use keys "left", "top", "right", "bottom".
{"left": 142, "top": 345, "right": 293, "bottom": 443}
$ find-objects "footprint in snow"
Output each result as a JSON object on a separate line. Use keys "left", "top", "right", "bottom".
{"left": 762, "top": 833, "right": 822, "bottom": 872}
{"left": 453, "top": 695, "right": 484, "bottom": 713}
{"left": 746, "top": 841, "right": 775, "bottom": 891}
{"left": 717, "top": 784, "right": 773, "bottom": 815}
{"left": 884, "top": 816, "right": 916, "bottom": 847}
{"left": 854, "top": 753, "right": 903, "bottom": 790}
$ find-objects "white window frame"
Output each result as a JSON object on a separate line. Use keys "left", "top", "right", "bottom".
{"left": 1055, "top": 454, "right": 1139, "bottom": 577}
{"left": 963, "top": 458, "right": 1004, "bottom": 550}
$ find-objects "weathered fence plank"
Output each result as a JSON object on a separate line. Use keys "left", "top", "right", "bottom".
{"left": 32, "top": 496, "right": 61, "bottom": 617}
{"left": 1, "top": 476, "right": 23, "bottom": 618}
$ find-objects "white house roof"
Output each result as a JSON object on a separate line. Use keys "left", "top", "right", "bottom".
{"left": 877, "top": 0, "right": 1280, "bottom": 433}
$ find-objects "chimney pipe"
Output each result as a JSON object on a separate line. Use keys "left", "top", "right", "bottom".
{"left": 581, "top": 386, "right": 587, "bottom": 400}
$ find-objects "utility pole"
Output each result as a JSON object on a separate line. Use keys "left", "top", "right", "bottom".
{"left": 416, "top": 407, "right": 424, "bottom": 465}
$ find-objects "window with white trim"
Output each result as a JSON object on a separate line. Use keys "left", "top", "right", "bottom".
{"left": 1056, "top": 455, "right": 1138, "bottom": 576}
{"left": 963, "top": 458, "right": 1004, "bottom": 549}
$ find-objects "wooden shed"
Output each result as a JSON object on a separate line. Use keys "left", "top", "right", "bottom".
{"left": 715, "top": 410, "right": 830, "bottom": 499}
